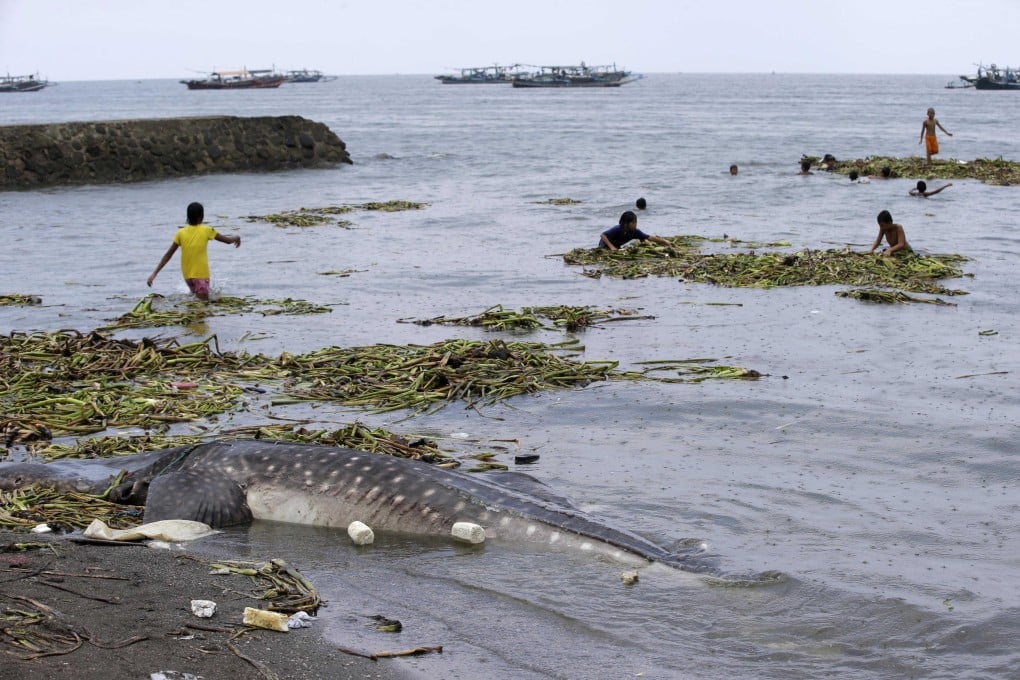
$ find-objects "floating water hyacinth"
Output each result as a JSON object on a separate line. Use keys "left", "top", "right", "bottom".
{"left": 810, "top": 154, "right": 1020, "bottom": 185}
{"left": 564, "top": 238, "right": 969, "bottom": 294}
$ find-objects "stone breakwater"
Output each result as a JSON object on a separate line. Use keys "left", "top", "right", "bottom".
{"left": 0, "top": 115, "right": 352, "bottom": 190}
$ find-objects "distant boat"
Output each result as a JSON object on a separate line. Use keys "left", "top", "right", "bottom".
{"left": 0, "top": 73, "right": 50, "bottom": 93}
{"left": 963, "top": 63, "right": 1020, "bottom": 91}
{"left": 285, "top": 69, "right": 337, "bottom": 83}
{"left": 511, "top": 63, "right": 639, "bottom": 88}
{"left": 944, "top": 78, "right": 973, "bottom": 89}
{"left": 180, "top": 69, "right": 286, "bottom": 90}
{"left": 434, "top": 64, "right": 521, "bottom": 84}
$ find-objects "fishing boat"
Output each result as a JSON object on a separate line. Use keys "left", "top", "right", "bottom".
{"left": 434, "top": 64, "right": 521, "bottom": 84}
{"left": 0, "top": 73, "right": 50, "bottom": 93}
{"left": 963, "top": 63, "right": 1020, "bottom": 91}
{"left": 180, "top": 69, "right": 286, "bottom": 90}
{"left": 511, "top": 63, "right": 639, "bottom": 88}
{"left": 285, "top": 69, "right": 337, "bottom": 83}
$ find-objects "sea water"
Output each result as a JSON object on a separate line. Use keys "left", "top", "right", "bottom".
{"left": 2, "top": 74, "right": 1019, "bottom": 679}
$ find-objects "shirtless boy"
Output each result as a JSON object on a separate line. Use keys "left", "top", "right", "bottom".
{"left": 868, "top": 210, "right": 910, "bottom": 257}
{"left": 919, "top": 108, "right": 952, "bottom": 163}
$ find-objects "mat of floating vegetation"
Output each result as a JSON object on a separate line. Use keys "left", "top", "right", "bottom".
{"left": 565, "top": 240, "right": 969, "bottom": 293}
{"left": 399, "top": 304, "right": 655, "bottom": 332}
{"left": 835, "top": 287, "right": 956, "bottom": 305}
{"left": 2, "top": 329, "right": 765, "bottom": 452}
{"left": 532, "top": 198, "right": 582, "bottom": 205}
{"left": 33, "top": 422, "right": 454, "bottom": 464}
{"left": 810, "top": 155, "right": 1020, "bottom": 185}
{"left": 99, "top": 294, "right": 332, "bottom": 331}
{"left": 246, "top": 200, "right": 428, "bottom": 227}
{"left": 0, "top": 331, "right": 650, "bottom": 448}
{"left": 0, "top": 294, "right": 42, "bottom": 306}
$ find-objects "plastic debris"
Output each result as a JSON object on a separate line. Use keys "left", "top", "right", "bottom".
{"left": 190, "top": 600, "right": 217, "bottom": 618}
{"left": 30, "top": 523, "right": 52, "bottom": 533}
{"left": 621, "top": 570, "right": 640, "bottom": 585}
{"left": 84, "top": 518, "right": 217, "bottom": 542}
{"left": 287, "top": 611, "right": 318, "bottom": 629}
{"left": 242, "top": 606, "right": 290, "bottom": 632}
{"left": 347, "top": 520, "right": 375, "bottom": 545}
{"left": 451, "top": 521, "right": 486, "bottom": 544}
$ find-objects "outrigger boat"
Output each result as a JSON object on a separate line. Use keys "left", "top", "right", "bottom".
{"left": 511, "top": 62, "right": 639, "bottom": 88}
{"left": 435, "top": 64, "right": 521, "bottom": 84}
{"left": 958, "top": 63, "right": 1020, "bottom": 91}
{"left": 0, "top": 73, "right": 50, "bottom": 93}
{"left": 180, "top": 69, "right": 286, "bottom": 90}
{"left": 285, "top": 69, "right": 337, "bottom": 83}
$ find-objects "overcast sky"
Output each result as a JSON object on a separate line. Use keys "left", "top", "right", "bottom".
{"left": 1, "top": 0, "right": 1014, "bottom": 81}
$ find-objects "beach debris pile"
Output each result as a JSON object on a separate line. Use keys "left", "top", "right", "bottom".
{"left": 245, "top": 200, "right": 428, "bottom": 227}
{"left": 0, "top": 485, "right": 142, "bottom": 531}
{"left": 564, "top": 239, "right": 969, "bottom": 296}
{"left": 201, "top": 557, "right": 322, "bottom": 614}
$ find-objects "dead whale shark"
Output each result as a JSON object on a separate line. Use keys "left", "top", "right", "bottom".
{"left": 0, "top": 440, "right": 703, "bottom": 570}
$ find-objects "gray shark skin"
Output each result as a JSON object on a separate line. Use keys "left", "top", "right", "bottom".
{"left": 1, "top": 440, "right": 703, "bottom": 571}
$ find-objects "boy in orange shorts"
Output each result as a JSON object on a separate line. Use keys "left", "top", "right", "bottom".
{"left": 147, "top": 202, "right": 241, "bottom": 300}
{"left": 919, "top": 107, "right": 952, "bottom": 163}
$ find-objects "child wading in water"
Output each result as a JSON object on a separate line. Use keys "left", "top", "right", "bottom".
{"left": 147, "top": 202, "right": 241, "bottom": 300}
{"left": 867, "top": 210, "right": 910, "bottom": 257}
{"left": 919, "top": 107, "right": 952, "bottom": 164}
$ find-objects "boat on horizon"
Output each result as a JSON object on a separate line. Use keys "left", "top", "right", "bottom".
{"left": 180, "top": 69, "right": 286, "bottom": 90}
{"left": 434, "top": 64, "right": 522, "bottom": 84}
{"left": 958, "top": 63, "right": 1020, "bottom": 91}
{"left": 285, "top": 69, "right": 337, "bottom": 83}
{"left": 511, "top": 63, "right": 639, "bottom": 88}
{"left": 0, "top": 73, "right": 51, "bottom": 93}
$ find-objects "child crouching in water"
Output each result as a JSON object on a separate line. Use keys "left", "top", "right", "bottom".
{"left": 147, "top": 202, "right": 241, "bottom": 300}
{"left": 867, "top": 210, "right": 910, "bottom": 257}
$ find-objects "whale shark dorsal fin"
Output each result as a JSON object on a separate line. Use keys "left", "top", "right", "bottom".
{"left": 143, "top": 470, "right": 253, "bottom": 528}
{"left": 479, "top": 471, "right": 579, "bottom": 509}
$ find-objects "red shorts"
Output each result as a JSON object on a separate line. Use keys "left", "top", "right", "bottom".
{"left": 186, "top": 278, "right": 210, "bottom": 299}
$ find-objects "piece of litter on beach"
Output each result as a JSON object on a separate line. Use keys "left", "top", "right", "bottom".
{"left": 190, "top": 599, "right": 217, "bottom": 618}
{"left": 31, "top": 523, "right": 52, "bottom": 533}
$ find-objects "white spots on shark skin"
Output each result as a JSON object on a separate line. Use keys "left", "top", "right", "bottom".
{"left": 392, "top": 495, "right": 405, "bottom": 506}
{"left": 549, "top": 532, "right": 560, "bottom": 544}
{"left": 423, "top": 488, "right": 436, "bottom": 498}
{"left": 526, "top": 525, "right": 538, "bottom": 537}
{"left": 453, "top": 501, "right": 466, "bottom": 513}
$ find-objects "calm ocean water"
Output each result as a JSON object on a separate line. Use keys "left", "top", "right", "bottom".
{"left": 2, "top": 74, "right": 1019, "bottom": 679}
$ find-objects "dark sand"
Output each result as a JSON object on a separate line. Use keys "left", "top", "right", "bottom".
{"left": 0, "top": 529, "right": 416, "bottom": 680}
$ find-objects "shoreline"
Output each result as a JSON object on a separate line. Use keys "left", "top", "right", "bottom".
{"left": 0, "top": 529, "right": 414, "bottom": 680}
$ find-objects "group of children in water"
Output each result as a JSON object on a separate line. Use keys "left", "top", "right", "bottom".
{"left": 148, "top": 108, "right": 953, "bottom": 300}
{"left": 598, "top": 107, "right": 955, "bottom": 260}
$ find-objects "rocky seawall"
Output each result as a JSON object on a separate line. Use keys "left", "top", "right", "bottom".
{"left": 0, "top": 115, "right": 352, "bottom": 190}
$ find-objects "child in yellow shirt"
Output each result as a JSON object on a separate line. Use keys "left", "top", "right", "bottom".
{"left": 147, "top": 202, "right": 240, "bottom": 300}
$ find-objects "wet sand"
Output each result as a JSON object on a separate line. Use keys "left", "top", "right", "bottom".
{"left": 0, "top": 529, "right": 415, "bottom": 680}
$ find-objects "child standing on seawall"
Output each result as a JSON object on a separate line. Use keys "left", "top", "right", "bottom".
{"left": 867, "top": 210, "right": 910, "bottom": 257}
{"left": 147, "top": 202, "right": 241, "bottom": 300}
{"left": 919, "top": 107, "right": 952, "bottom": 164}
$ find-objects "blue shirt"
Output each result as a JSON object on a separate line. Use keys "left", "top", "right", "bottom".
{"left": 599, "top": 224, "right": 650, "bottom": 249}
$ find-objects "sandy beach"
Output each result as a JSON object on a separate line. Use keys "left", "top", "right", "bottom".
{"left": 0, "top": 529, "right": 415, "bottom": 680}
